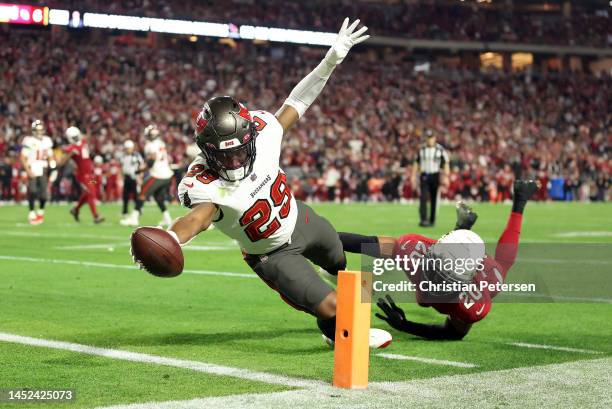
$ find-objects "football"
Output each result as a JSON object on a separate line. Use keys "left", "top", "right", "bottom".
{"left": 130, "top": 227, "right": 184, "bottom": 278}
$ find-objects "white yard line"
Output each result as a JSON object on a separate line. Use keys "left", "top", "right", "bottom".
{"left": 3, "top": 254, "right": 611, "bottom": 303}
{"left": 553, "top": 231, "right": 612, "bottom": 238}
{"left": 518, "top": 257, "right": 611, "bottom": 265}
{"left": 0, "top": 332, "right": 323, "bottom": 389}
{"left": 54, "top": 243, "right": 126, "bottom": 250}
{"left": 53, "top": 244, "right": 235, "bottom": 251}
{"left": 5, "top": 231, "right": 234, "bottom": 246}
{"left": 375, "top": 353, "right": 477, "bottom": 368}
{"left": 508, "top": 342, "right": 604, "bottom": 354}
{"left": 5, "top": 231, "right": 126, "bottom": 241}
{"left": 0, "top": 255, "right": 256, "bottom": 279}
{"left": 95, "top": 357, "right": 612, "bottom": 409}
{"left": 509, "top": 292, "right": 612, "bottom": 304}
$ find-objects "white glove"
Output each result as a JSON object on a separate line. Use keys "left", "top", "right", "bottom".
{"left": 324, "top": 18, "right": 370, "bottom": 66}
{"left": 282, "top": 18, "right": 369, "bottom": 118}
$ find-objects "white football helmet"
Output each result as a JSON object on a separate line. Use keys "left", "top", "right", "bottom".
{"left": 123, "top": 140, "right": 135, "bottom": 150}
{"left": 144, "top": 124, "right": 160, "bottom": 141}
{"left": 422, "top": 229, "right": 486, "bottom": 298}
{"left": 65, "top": 126, "right": 82, "bottom": 144}
{"left": 32, "top": 119, "right": 45, "bottom": 138}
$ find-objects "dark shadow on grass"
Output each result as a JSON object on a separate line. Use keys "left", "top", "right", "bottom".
{"left": 75, "top": 327, "right": 326, "bottom": 352}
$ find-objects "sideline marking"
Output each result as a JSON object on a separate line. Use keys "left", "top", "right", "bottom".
{"left": 375, "top": 353, "right": 477, "bottom": 368}
{"left": 0, "top": 332, "right": 322, "bottom": 389}
{"left": 508, "top": 342, "right": 603, "bottom": 354}
{"left": 0, "top": 255, "right": 255, "bottom": 279}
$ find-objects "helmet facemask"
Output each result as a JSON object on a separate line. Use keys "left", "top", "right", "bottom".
{"left": 419, "top": 230, "right": 485, "bottom": 302}
{"left": 32, "top": 120, "right": 44, "bottom": 138}
{"left": 200, "top": 124, "right": 257, "bottom": 182}
{"left": 144, "top": 125, "right": 160, "bottom": 141}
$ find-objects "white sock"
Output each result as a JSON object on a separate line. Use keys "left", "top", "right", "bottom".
{"left": 29, "top": 211, "right": 36, "bottom": 219}
{"left": 163, "top": 210, "right": 171, "bottom": 222}
{"left": 37, "top": 210, "right": 44, "bottom": 216}
{"left": 131, "top": 210, "right": 140, "bottom": 220}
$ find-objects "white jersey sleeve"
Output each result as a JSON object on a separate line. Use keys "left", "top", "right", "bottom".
{"left": 178, "top": 156, "right": 216, "bottom": 208}
{"left": 251, "top": 110, "right": 283, "bottom": 152}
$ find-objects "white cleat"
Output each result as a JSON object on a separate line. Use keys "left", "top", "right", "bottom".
{"left": 120, "top": 217, "right": 139, "bottom": 226}
{"left": 322, "top": 328, "right": 392, "bottom": 349}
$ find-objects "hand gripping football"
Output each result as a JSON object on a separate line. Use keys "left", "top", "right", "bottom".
{"left": 130, "top": 227, "right": 184, "bottom": 277}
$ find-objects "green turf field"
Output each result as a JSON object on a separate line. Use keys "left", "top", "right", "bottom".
{"left": 0, "top": 202, "right": 610, "bottom": 408}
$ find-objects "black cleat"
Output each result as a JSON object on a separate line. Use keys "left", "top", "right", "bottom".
{"left": 69, "top": 207, "right": 80, "bottom": 222}
{"left": 94, "top": 215, "right": 106, "bottom": 224}
{"left": 455, "top": 201, "right": 478, "bottom": 230}
{"left": 513, "top": 179, "right": 540, "bottom": 202}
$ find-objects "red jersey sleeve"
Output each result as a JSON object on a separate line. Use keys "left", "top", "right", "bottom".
{"left": 64, "top": 144, "right": 78, "bottom": 155}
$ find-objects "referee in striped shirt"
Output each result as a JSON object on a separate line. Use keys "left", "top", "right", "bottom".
{"left": 411, "top": 130, "right": 450, "bottom": 227}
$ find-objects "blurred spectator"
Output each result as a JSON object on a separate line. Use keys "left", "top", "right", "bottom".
{"left": 0, "top": 30, "right": 609, "bottom": 203}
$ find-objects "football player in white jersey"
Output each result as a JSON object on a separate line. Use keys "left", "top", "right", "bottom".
{"left": 134, "top": 19, "right": 375, "bottom": 345}
{"left": 121, "top": 125, "right": 174, "bottom": 227}
{"left": 20, "top": 120, "right": 56, "bottom": 225}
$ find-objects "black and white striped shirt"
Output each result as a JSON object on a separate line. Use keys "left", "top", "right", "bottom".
{"left": 121, "top": 152, "right": 144, "bottom": 179}
{"left": 416, "top": 143, "right": 449, "bottom": 174}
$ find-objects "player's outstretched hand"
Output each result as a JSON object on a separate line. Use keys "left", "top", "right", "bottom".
{"left": 326, "top": 18, "right": 369, "bottom": 66}
{"left": 375, "top": 295, "right": 409, "bottom": 331}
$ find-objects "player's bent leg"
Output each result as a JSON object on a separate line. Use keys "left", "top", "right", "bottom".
{"left": 245, "top": 251, "right": 334, "bottom": 316}
{"left": 297, "top": 201, "right": 346, "bottom": 276}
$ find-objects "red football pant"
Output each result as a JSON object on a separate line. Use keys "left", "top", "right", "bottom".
{"left": 75, "top": 175, "right": 98, "bottom": 217}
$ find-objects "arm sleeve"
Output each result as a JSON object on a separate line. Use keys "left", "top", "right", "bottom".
{"left": 397, "top": 317, "right": 469, "bottom": 340}
{"left": 280, "top": 59, "right": 336, "bottom": 118}
{"left": 338, "top": 232, "right": 381, "bottom": 258}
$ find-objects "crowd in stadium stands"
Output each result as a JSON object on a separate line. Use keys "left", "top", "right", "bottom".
{"left": 0, "top": 32, "right": 609, "bottom": 203}
{"left": 35, "top": 0, "right": 612, "bottom": 47}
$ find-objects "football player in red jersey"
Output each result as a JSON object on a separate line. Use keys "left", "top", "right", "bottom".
{"left": 340, "top": 179, "right": 540, "bottom": 340}
{"left": 59, "top": 127, "right": 105, "bottom": 224}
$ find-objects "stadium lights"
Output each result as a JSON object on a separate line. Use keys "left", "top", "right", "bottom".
{"left": 0, "top": 3, "right": 48, "bottom": 25}
{"left": 8, "top": 5, "right": 337, "bottom": 46}
{"left": 239, "top": 25, "right": 336, "bottom": 46}
{"left": 5, "top": 4, "right": 337, "bottom": 46}
{"left": 48, "top": 8, "right": 68, "bottom": 25}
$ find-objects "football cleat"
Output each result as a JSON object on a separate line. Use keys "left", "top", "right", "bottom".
{"left": 322, "top": 328, "right": 392, "bottom": 349}
{"left": 120, "top": 217, "right": 138, "bottom": 226}
{"left": 455, "top": 201, "right": 478, "bottom": 230}
{"left": 28, "top": 215, "right": 42, "bottom": 225}
{"left": 513, "top": 179, "right": 540, "bottom": 202}
{"left": 70, "top": 207, "right": 80, "bottom": 222}
{"left": 94, "top": 215, "right": 106, "bottom": 224}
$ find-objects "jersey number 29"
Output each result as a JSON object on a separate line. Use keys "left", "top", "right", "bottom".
{"left": 239, "top": 171, "right": 292, "bottom": 242}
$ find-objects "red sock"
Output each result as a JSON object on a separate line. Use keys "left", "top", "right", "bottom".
{"left": 495, "top": 212, "right": 523, "bottom": 276}
{"left": 87, "top": 194, "right": 98, "bottom": 217}
{"left": 76, "top": 193, "right": 87, "bottom": 211}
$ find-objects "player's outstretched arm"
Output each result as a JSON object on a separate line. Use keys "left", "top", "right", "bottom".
{"left": 275, "top": 18, "right": 369, "bottom": 133}
{"left": 168, "top": 202, "right": 217, "bottom": 245}
{"left": 376, "top": 296, "right": 471, "bottom": 340}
